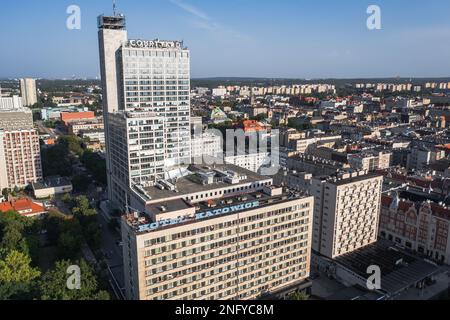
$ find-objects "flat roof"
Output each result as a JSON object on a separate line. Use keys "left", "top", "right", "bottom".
{"left": 141, "top": 163, "right": 270, "bottom": 201}
{"left": 331, "top": 173, "right": 383, "bottom": 186}
{"left": 130, "top": 188, "right": 311, "bottom": 235}
{"left": 334, "top": 241, "right": 440, "bottom": 295}
{"left": 32, "top": 176, "right": 72, "bottom": 190}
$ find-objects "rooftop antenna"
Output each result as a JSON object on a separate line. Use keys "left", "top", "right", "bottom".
{"left": 113, "top": 0, "right": 117, "bottom": 16}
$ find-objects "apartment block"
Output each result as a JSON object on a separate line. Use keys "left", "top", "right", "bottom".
{"left": 19, "top": 78, "right": 37, "bottom": 107}
{"left": 0, "top": 108, "right": 42, "bottom": 190}
{"left": 310, "top": 171, "right": 383, "bottom": 259}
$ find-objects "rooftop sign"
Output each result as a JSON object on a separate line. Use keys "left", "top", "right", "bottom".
{"left": 128, "top": 39, "right": 182, "bottom": 49}
{"left": 137, "top": 201, "right": 260, "bottom": 233}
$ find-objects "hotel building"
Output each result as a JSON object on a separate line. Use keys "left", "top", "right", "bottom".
{"left": 121, "top": 164, "right": 314, "bottom": 300}
{"left": 310, "top": 171, "right": 383, "bottom": 259}
{"left": 98, "top": 14, "right": 191, "bottom": 209}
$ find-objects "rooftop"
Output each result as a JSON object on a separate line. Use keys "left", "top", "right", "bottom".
{"left": 315, "top": 171, "right": 383, "bottom": 186}
{"left": 0, "top": 199, "right": 46, "bottom": 217}
{"left": 135, "top": 163, "right": 270, "bottom": 202}
{"left": 334, "top": 240, "right": 440, "bottom": 296}
{"left": 127, "top": 187, "right": 310, "bottom": 235}
{"left": 32, "top": 176, "right": 72, "bottom": 190}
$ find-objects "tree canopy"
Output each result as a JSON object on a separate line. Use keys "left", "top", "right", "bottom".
{"left": 39, "top": 259, "right": 109, "bottom": 300}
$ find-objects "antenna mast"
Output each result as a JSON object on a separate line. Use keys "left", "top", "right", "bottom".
{"left": 113, "top": 0, "right": 117, "bottom": 16}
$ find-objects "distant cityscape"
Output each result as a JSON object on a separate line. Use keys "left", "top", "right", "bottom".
{"left": 1, "top": 9, "right": 450, "bottom": 303}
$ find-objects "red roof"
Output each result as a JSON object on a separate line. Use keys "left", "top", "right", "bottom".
{"left": 0, "top": 199, "right": 46, "bottom": 216}
{"left": 60, "top": 111, "right": 95, "bottom": 125}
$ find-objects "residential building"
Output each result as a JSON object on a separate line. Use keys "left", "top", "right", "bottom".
{"left": 20, "top": 78, "right": 37, "bottom": 107}
{"left": 224, "top": 152, "right": 270, "bottom": 173}
{"left": 407, "top": 146, "right": 445, "bottom": 171}
{"left": 310, "top": 172, "right": 383, "bottom": 259}
{"left": 0, "top": 108, "right": 42, "bottom": 190}
{"left": 191, "top": 132, "right": 222, "bottom": 160}
{"left": 0, "top": 95, "right": 23, "bottom": 110}
{"left": 67, "top": 117, "right": 104, "bottom": 135}
{"left": 0, "top": 198, "right": 47, "bottom": 218}
{"left": 379, "top": 193, "right": 450, "bottom": 264}
{"left": 347, "top": 150, "right": 392, "bottom": 172}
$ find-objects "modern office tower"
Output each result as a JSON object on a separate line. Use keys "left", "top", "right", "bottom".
{"left": 0, "top": 108, "right": 42, "bottom": 190}
{"left": 19, "top": 78, "right": 38, "bottom": 106}
{"left": 310, "top": 171, "right": 383, "bottom": 259}
{"left": 98, "top": 13, "right": 191, "bottom": 209}
{"left": 121, "top": 164, "right": 314, "bottom": 300}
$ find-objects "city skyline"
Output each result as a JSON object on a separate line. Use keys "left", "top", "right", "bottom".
{"left": 2, "top": 0, "right": 450, "bottom": 79}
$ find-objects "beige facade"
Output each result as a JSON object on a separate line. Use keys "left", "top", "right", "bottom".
{"left": 347, "top": 151, "right": 392, "bottom": 172}
{"left": 0, "top": 108, "right": 42, "bottom": 190}
{"left": 19, "top": 78, "right": 37, "bottom": 107}
{"left": 121, "top": 164, "right": 314, "bottom": 300}
{"left": 0, "top": 129, "right": 43, "bottom": 190}
{"left": 311, "top": 172, "right": 383, "bottom": 259}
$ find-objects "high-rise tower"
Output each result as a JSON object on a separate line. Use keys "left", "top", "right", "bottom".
{"left": 98, "top": 12, "right": 191, "bottom": 209}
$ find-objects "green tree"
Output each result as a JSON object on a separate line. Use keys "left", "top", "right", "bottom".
{"left": 0, "top": 210, "right": 35, "bottom": 256}
{"left": 39, "top": 259, "right": 110, "bottom": 300}
{"left": 59, "top": 135, "right": 84, "bottom": 157}
{"left": 56, "top": 218, "right": 83, "bottom": 260}
{"left": 72, "top": 174, "right": 91, "bottom": 192}
{"left": 81, "top": 150, "right": 107, "bottom": 185}
{"left": 61, "top": 193, "right": 72, "bottom": 205}
{"left": 40, "top": 143, "right": 73, "bottom": 177}
{"left": 288, "top": 291, "right": 310, "bottom": 300}
{"left": 0, "top": 250, "right": 40, "bottom": 299}
{"left": 0, "top": 222, "right": 29, "bottom": 254}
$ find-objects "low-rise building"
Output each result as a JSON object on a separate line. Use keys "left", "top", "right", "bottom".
{"left": 0, "top": 198, "right": 47, "bottom": 218}
{"left": 380, "top": 193, "right": 450, "bottom": 264}
{"left": 60, "top": 111, "right": 95, "bottom": 126}
{"left": 67, "top": 117, "right": 104, "bottom": 135}
{"left": 32, "top": 176, "right": 73, "bottom": 199}
{"left": 347, "top": 150, "right": 392, "bottom": 172}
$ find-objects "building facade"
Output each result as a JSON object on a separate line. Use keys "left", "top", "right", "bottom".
{"left": 224, "top": 153, "right": 270, "bottom": 173}
{"left": 0, "top": 108, "right": 42, "bottom": 190}
{"left": 347, "top": 150, "right": 392, "bottom": 172}
{"left": 0, "top": 96, "right": 23, "bottom": 110}
{"left": 191, "top": 132, "right": 223, "bottom": 160}
{"left": 20, "top": 78, "right": 37, "bottom": 107}
{"left": 379, "top": 194, "right": 450, "bottom": 264}
{"left": 98, "top": 14, "right": 191, "bottom": 208}
{"left": 121, "top": 164, "right": 313, "bottom": 300}
{"left": 310, "top": 172, "right": 383, "bottom": 259}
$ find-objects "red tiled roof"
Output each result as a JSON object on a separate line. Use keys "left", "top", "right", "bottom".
{"left": 0, "top": 199, "right": 46, "bottom": 216}
{"left": 381, "top": 194, "right": 393, "bottom": 207}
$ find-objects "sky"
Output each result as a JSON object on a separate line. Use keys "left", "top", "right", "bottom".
{"left": 1, "top": 0, "right": 450, "bottom": 79}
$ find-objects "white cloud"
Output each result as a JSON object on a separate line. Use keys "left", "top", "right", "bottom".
{"left": 169, "top": 0, "right": 247, "bottom": 40}
{"left": 169, "top": 0, "right": 210, "bottom": 21}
